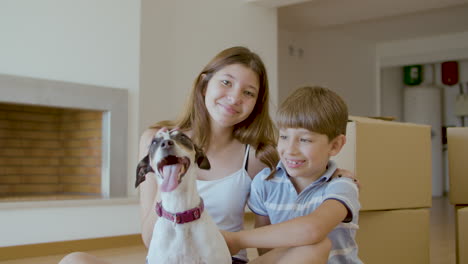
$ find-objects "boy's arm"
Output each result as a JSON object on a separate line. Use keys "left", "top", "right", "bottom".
{"left": 234, "top": 199, "right": 347, "bottom": 250}
{"left": 254, "top": 214, "right": 271, "bottom": 255}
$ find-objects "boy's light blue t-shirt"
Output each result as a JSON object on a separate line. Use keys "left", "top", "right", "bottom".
{"left": 248, "top": 160, "right": 363, "bottom": 264}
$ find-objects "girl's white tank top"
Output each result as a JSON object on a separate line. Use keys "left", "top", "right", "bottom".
{"left": 196, "top": 145, "right": 252, "bottom": 261}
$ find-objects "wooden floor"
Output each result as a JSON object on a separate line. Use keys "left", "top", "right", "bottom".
{"left": 0, "top": 196, "right": 456, "bottom": 264}
{"left": 0, "top": 194, "right": 101, "bottom": 202}
{"left": 430, "top": 196, "right": 456, "bottom": 264}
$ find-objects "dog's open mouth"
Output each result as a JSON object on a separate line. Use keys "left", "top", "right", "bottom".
{"left": 157, "top": 155, "right": 190, "bottom": 192}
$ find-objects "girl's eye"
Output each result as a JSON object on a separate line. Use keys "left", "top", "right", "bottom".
{"left": 279, "top": 135, "right": 287, "bottom": 140}
{"left": 221, "top": 80, "right": 231, "bottom": 86}
{"left": 243, "top": 90, "right": 256, "bottom": 97}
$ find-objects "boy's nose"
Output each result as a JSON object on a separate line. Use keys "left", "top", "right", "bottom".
{"left": 285, "top": 140, "right": 299, "bottom": 153}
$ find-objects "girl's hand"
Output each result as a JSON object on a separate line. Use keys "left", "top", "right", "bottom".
{"left": 157, "top": 127, "right": 179, "bottom": 133}
{"left": 220, "top": 230, "right": 241, "bottom": 256}
{"left": 332, "top": 168, "right": 361, "bottom": 190}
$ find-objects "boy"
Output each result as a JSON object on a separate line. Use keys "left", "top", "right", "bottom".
{"left": 224, "top": 86, "right": 362, "bottom": 263}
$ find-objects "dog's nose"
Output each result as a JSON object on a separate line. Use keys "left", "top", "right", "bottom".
{"left": 160, "top": 139, "right": 174, "bottom": 149}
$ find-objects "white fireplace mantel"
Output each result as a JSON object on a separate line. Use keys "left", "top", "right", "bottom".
{"left": 0, "top": 74, "right": 138, "bottom": 247}
{"left": 0, "top": 73, "right": 128, "bottom": 198}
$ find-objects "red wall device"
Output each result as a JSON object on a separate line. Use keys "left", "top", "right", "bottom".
{"left": 441, "top": 61, "right": 459, "bottom": 86}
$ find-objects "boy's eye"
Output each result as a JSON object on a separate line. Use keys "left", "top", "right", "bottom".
{"left": 300, "top": 138, "right": 312, "bottom": 142}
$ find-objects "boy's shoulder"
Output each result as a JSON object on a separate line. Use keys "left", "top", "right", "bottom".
{"left": 323, "top": 176, "right": 359, "bottom": 198}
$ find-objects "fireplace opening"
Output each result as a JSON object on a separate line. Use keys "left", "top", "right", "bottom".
{"left": 0, "top": 102, "right": 104, "bottom": 201}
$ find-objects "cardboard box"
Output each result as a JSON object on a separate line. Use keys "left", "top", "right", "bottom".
{"left": 332, "top": 116, "right": 432, "bottom": 211}
{"left": 447, "top": 128, "right": 468, "bottom": 204}
{"left": 357, "top": 208, "right": 430, "bottom": 264}
{"left": 456, "top": 206, "right": 468, "bottom": 264}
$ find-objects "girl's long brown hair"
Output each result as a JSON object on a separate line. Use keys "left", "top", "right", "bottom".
{"left": 151, "top": 46, "right": 279, "bottom": 170}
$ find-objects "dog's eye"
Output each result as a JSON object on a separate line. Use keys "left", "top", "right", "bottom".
{"left": 151, "top": 138, "right": 161, "bottom": 145}
{"left": 174, "top": 133, "right": 193, "bottom": 149}
{"left": 179, "top": 134, "right": 191, "bottom": 143}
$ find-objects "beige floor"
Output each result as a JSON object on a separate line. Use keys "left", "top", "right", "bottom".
{"left": 0, "top": 196, "right": 456, "bottom": 264}
{"left": 430, "top": 196, "right": 456, "bottom": 264}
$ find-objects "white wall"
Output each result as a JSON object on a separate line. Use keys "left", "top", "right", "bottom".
{"left": 279, "top": 29, "right": 377, "bottom": 115}
{"left": 380, "top": 67, "right": 403, "bottom": 120}
{"left": 0, "top": 0, "right": 140, "bottom": 88}
{"left": 277, "top": 30, "right": 310, "bottom": 102}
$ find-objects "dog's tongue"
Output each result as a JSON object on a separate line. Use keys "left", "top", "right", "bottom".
{"left": 160, "top": 164, "right": 182, "bottom": 192}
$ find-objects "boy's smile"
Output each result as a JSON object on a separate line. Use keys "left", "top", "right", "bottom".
{"left": 284, "top": 158, "right": 306, "bottom": 168}
{"left": 278, "top": 127, "right": 343, "bottom": 192}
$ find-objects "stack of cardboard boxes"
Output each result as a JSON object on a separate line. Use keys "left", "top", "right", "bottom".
{"left": 447, "top": 128, "right": 468, "bottom": 264}
{"left": 332, "top": 116, "right": 432, "bottom": 263}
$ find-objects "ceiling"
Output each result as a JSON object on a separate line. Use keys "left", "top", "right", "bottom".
{"left": 277, "top": 0, "right": 468, "bottom": 31}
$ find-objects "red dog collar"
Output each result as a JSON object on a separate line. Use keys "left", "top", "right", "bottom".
{"left": 156, "top": 198, "right": 204, "bottom": 224}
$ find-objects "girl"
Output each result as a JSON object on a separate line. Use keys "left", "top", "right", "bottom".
{"left": 138, "top": 46, "right": 279, "bottom": 263}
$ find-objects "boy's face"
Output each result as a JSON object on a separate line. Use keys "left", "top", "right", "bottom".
{"left": 278, "top": 127, "right": 343, "bottom": 181}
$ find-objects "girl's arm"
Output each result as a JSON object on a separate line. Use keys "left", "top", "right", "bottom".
{"left": 234, "top": 199, "right": 348, "bottom": 250}
{"left": 138, "top": 128, "right": 160, "bottom": 248}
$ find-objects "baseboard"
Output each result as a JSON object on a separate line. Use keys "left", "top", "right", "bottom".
{"left": 0, "top": 234, "right": 143, "bottom": 261}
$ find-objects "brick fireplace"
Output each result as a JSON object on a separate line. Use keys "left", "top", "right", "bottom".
{"left": 0, "top": 74, "right": 128, "bottom": 201}
{"left": 0, "top": 103, "right": 103, "bottom": 198}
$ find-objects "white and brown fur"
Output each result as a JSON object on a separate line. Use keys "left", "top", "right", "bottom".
{"left": 135, "top": 130, "right": 231, "bottom": 264}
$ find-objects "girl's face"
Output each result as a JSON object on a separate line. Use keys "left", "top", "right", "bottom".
{"left": 204, "top": 63, "right": 259, "bottom": 129}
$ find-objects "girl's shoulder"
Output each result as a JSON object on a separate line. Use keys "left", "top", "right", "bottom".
{"left": 247, "top": 146, "right": 268, "bottom": 179}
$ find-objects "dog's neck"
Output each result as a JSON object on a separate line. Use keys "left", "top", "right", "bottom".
{"left": 159, "top": 167, "right": 201, "bottom": 213}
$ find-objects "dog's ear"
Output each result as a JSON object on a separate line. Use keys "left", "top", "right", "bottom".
{"left": 194, "top": 145, "right": 211, "bottom": 170}
{"left": 135, "top": 155, "right": 154, "bottom": 188}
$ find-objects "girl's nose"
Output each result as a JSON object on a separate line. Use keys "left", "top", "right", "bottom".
{"left": 227, "top": 89, "right": 242, "bottom": 105}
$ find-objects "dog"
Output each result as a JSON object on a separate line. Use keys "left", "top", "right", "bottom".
{"left": 135, "top": 129, "right": 232, "bottom": 264}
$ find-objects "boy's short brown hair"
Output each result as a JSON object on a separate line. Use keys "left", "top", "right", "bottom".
{"left": 276, "top": 86, "right": 348, "bottom": 140}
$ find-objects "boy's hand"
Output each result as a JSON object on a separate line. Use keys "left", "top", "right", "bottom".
{"left": 220, "top": 230, "right": 242, "bottom": 256}
{"left": 333, "top": 168, "right": 361, "bottom": 190}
